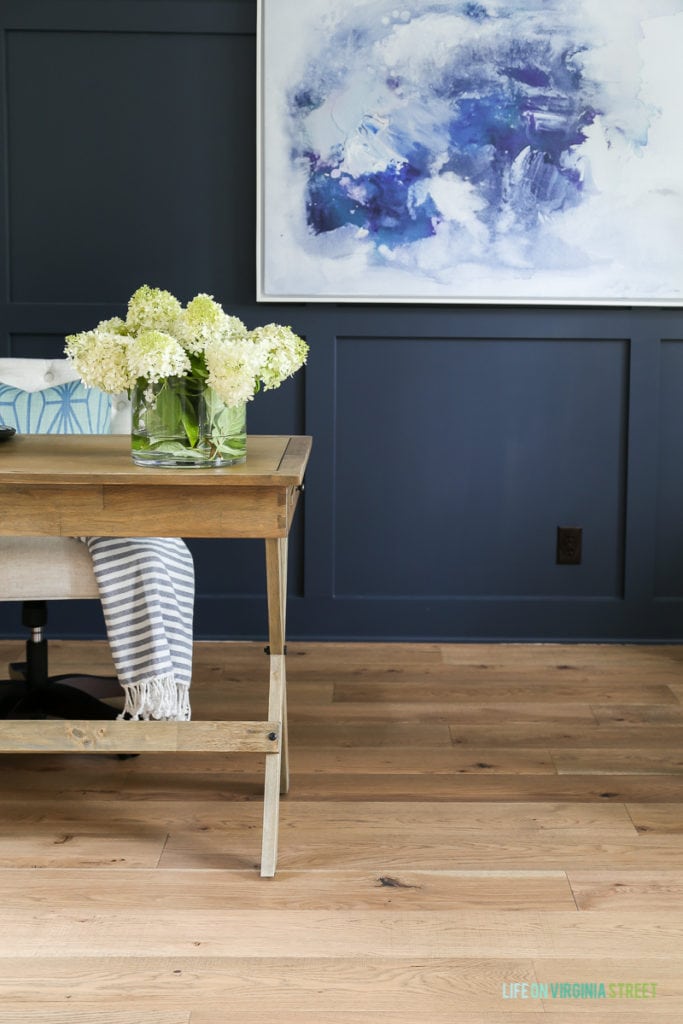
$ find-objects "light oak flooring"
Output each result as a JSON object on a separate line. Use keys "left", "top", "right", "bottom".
{"left": 0, "top": 639, "right": 681, "bottom": 1022}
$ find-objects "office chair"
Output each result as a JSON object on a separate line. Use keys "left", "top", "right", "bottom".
{"left": 0, "top": 358, "right": 130, "bottom": 720}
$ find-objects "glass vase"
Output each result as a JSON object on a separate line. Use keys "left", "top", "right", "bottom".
{"left": 131, "top": 376, "right": 246, "bottom": 468}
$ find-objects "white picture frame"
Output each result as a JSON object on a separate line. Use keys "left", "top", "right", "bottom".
{"left": 257, "top": 0, "right": 683, "bottom": 306}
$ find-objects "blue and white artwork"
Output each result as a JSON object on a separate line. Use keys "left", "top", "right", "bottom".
{"left": 258, "top": 0, "right": 683, "bottom": 304}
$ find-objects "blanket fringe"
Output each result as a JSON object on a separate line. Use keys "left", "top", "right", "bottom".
{"left": 118, "top": 675, "right": 191, "bottom": 721}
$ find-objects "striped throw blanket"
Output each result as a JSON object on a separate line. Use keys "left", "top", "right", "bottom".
{"left": 82, "top": 537, "right": 195, "bottom": 721}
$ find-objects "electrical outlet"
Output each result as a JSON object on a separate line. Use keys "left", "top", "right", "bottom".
{"left": 556, "top": 526, "right": 582, "bottom": 565}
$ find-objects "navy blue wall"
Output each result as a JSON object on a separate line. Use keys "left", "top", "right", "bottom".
{"left": 1, "top": 0, "right": 682, "bottom": 642}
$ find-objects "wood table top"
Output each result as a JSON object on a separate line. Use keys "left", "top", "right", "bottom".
{"left": 0, "top": 434, "right": 312, "bottom": 488}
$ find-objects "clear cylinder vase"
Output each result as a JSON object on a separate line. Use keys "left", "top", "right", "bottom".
{"left": 131, "top": 377, "right": 246, "bottom": 468}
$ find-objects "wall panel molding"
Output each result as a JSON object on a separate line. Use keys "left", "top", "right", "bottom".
{"left": 1, "top": 1, "right": 683, "bottom": 641}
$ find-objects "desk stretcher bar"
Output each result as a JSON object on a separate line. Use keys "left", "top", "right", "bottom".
{"left": 0, "top": 720, "right": 281, "bottom": 754}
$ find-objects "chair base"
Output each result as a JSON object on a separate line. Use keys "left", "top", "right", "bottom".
{"left": 9, "top": 661, "right": 123, "bottom": 698}
{"left": 0, "top": 600, "right": 124, "bottom": 721}
{"left": 0, "top": 676, "right": 120, "bottom": 720}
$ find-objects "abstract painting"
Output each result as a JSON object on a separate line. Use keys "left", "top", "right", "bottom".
{"left": 258, "top": 0, "right": 683, "bottom": 304}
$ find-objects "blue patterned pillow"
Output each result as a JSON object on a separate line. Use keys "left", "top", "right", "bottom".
{"left": 0, "top": 379, "right": 111, "bottom": 434}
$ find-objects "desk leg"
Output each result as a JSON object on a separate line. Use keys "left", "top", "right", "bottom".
{"left": 261, "top": 536, "right": 289, "bottom": 877}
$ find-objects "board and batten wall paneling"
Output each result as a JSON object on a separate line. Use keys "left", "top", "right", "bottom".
{"left": 1, "top": 0, "right": 682, "bottom": 642}
{"left": 333, "top": 336, "right": 628, "bottom": 600}
{"left": 5, "top": 26, "right": 256, "bottom": 306}
{"left": 654, "top": 338, "right": 683, "bottom": 599}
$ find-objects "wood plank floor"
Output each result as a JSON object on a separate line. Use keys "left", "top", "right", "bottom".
{"left": 0, "top": 639, "right": 681, "bottom": 1022}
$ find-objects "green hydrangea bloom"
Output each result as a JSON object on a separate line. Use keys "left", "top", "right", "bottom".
{"left": 126, "top": 285, "right": 183, "bottom": 335}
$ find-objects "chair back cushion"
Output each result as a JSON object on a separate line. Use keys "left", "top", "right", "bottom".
{"left": 0, "top": 358, "right": 129, "bottom": 434}
{"left": 0, "top": 378, "right": 111, "bottom": 434}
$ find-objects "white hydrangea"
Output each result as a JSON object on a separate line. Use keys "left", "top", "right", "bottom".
{"left": 65, "top": 328, "right": 134, "bottom": 393}
{"left": 126, "top": 285, "right": 183, "bottom": 334}
{"left": 96, "top": 316, "right": 129, "bottom": 335}
{"left": 251, "top": 323, "right": 309, "bottom": 390}
{"left": 204, "top": 334, "right": 264, "bottom": 408}
{"left": 64, "top": 284, "right": 308, "bottom": 403}
{"left": 126, "top": 330, "right": 191, "bottom": 384}
{"left": 173, "top": 294, "right": 247, "bottom": 356}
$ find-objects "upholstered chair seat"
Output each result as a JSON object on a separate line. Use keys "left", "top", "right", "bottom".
{"left": 0, "top": 537, "right": 101, "bottom": 601}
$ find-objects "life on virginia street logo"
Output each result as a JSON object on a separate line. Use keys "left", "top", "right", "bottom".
{"left": 502, "top": 981, "right": 658, "bottom": 1000}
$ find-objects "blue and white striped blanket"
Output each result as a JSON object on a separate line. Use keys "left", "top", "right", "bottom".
{"left": 83, "top": 537, "right": 194, "bottom": 721}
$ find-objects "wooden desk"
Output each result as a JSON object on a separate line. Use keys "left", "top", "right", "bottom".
{"left": 0, "top": 433, "right": 312, "bottom": 876}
